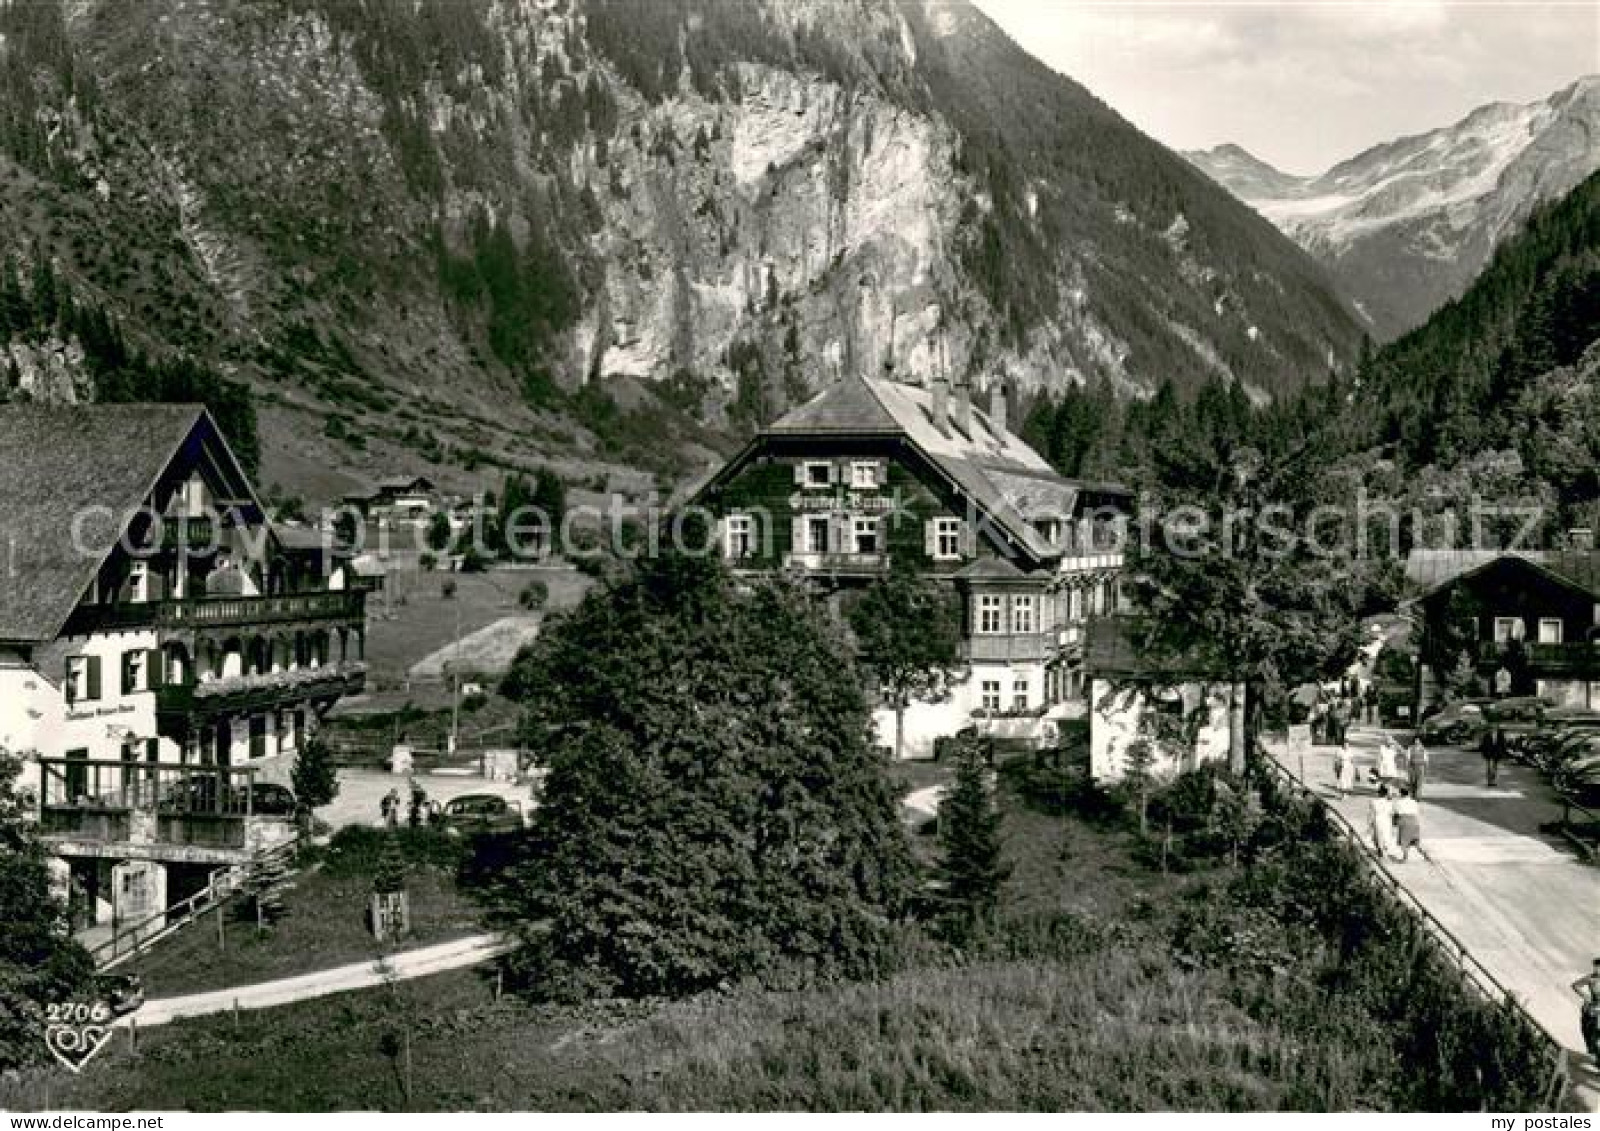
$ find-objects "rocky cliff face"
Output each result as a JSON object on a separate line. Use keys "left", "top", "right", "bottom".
{"left": 1187, "top": 75, "right": 1600, "bottom": 340}
{"left": 0, "top": 0, "right": 1361, "bottom": 495}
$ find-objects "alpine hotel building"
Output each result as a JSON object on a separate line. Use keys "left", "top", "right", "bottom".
{"left": 693, "top": 374, "right": 1132, "bottom": 756}
{"left": 0, "top": 405, "right": 366, "bottom": 937}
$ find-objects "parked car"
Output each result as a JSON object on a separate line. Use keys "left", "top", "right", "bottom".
{"left": 92, "top": 973, "right": 145, "bottom": 1017}
{"left": 1529, "top": 729, "right": 1600, "bottom": 775}
{"left": 1510, "top": 710, "right": 1600, "bottom": 758}
{"left": 239, "top": 782, "right": 298, "bottom": 817}
{"left": 438, "top": 793, "right": 523, "bottom": 836}
{"left": 1553, "top": 737, "right": 1600, "bottom": 799}
{"left": 1418, "top": 701, "right": 1489, "bottom": 745}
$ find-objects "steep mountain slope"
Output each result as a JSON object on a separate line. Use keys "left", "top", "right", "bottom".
{"left": 0, "top": 0, "right": 1361, "bottom": 499}
{"left": 1187, "top": 75, "right": 1600, "bottom": 339}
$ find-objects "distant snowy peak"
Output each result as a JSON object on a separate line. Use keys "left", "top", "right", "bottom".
{"left": 1186, "top": 75, "right": 1600, "bottom": 339}
{"left": 1182, "top": 143, "right": 1305, "bottom": 199}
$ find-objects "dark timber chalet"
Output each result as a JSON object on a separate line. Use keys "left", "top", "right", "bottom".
{"left": 0, "top": 404, "right": 366, "bottom": 939}
{"left": 1408, "top": 549, "right": 1600, "bottom": 711}
{"left": 692, "top": 374, "right": 1133, "bottom": 756}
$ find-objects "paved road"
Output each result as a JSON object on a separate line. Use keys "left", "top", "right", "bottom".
{"left": 317, "top": 768, "right": 533, "bottom": 831}
{"left": 122, "top": 934, "right": 509, "bottom": 1028}
{"left": 1270, "top": 725, "right": 1599, "bottom": 1109}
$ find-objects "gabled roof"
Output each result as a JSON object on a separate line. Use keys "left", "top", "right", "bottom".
{"left": 378, "top": 474, "right": 435, "bottom": 492}
{"left": 951, "top": 556, "right": 1032, "bottom": 582}
{"left": 715, "top": 375, "right": 1122, "bottom": 566}
{"left": 1408, "top": 549, "right": 1600, "bottom": 604}
{"left": 767, "top": 377, "right": 900, "bottom": 434}
{"left": 0, "top": 404, "right": 237, "bottom": 643}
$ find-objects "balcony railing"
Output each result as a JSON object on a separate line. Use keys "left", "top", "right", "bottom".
{"left": 36, "top": 758, "right": 260, "bottom": 815}
{"left": 154, "top": 516, "right": 217, "bottom": 550}
{"left": 63, "top": 590, "right": 366, "bottom": 635}
{"left": 783, "top": 552, "right": 891, "bottom": 575}
{"left": 1055, "top": 551, "right": 1124, "bottom": 574}
{"left": 1476, "top": 639, "right": 1600, "bottom": 674}
{"left": 964, "top": 632, "right": 1056, "bottom": 663}
{"left": 157, "top": 661, "right": 367, "bottom": 717}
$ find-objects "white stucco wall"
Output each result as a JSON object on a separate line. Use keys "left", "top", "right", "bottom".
{"left": 1089, "top": 678, "right": 1234, "bottom": 784}
{"left": 1535, "top": 678, "right": 1598, "bottom": 710}
{"left": 871, "top": 660, "right": 1053, "bottom": 759}
{"left": 2, "top": 631, "right": 192, "bottom": 800}
{"left": 53, "top": 629, "right": 167, "bottom": 762}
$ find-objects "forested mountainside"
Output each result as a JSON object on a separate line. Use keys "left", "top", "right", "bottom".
{"left": 1187, "top": 76, "right": 1600, "bottom": 340}
{"left": 1357, "top": 167, "right": 1600, "bottom": 489}
{"left": 0, "top": 0, "right": 1360, "bottom": 498}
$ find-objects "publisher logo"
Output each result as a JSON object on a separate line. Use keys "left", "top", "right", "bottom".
{"left": 43, "top": 1001, "right": 116, "bottom": 1073}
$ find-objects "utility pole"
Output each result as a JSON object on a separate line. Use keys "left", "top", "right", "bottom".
{"left": 448, "top": 588, "right": 462, "bottom": 757}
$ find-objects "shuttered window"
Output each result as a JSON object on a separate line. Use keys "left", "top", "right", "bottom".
{"left": 797, "top": 461, "right": 833, "bottom": 488}
{"left": 122, "top": 650, "right": 146, "bottom": 695}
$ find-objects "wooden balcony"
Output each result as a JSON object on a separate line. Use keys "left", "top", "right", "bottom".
{"left": 963, "top": 632, "right": 1055, "bottom": 663}
{"left": 36, "top": 758, "right": 261, "bottom": 815}
{"left": 153, "top": 516, "right": 217, "bottom": 550}
{"left": 157, "top": 661, "right": 366, "bottom": 719}
{"left": 63, "top": 590, "right": 366, "bottom": 636}
{"left": 783, "top": 551, "right": 891, "bottom": 576}
{"left": 1476, "top": 640, "right": 1600, "bottom": 675}
{"left": 33, "top": 759, "right": 293, "bottom": 858}
{"left": 1055, "top": 551, "right": 1124, "bottom": 575}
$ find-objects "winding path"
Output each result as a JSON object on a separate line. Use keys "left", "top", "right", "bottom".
{"left": 122, "top": 933, "right": 509, "bottom": 1028}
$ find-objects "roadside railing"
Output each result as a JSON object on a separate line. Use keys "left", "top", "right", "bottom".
{"left": 1556, "top": 794, "right": 1600, "bottom": 861}
{"left": 1258, "top": 743, "right": 1575, "bottom": 1111}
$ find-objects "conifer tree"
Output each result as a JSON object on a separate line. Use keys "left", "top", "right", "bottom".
{"left": 240, "top": 850, "right": 293, "bottom": 931}
{"left": 497, "top": 553, "right": 912, "bottom": 1000}
{"left": 934, "top": 736, "right": 1009, "bottom": 942}
{"left": 291, "top": 735, "right": 340, "bottom": 813}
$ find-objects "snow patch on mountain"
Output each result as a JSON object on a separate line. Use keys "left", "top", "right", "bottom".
{"left": 1186, "top": 74, "right": 1600, "bottom": 337}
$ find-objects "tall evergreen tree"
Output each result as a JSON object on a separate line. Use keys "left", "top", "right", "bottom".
{"left": 934, "top": 736, "right": 1009, "bottom": 942}
{"left": 496, "top": 554, "right": 912, "bottom": 1001}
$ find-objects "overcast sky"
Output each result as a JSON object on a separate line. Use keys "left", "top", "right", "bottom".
{"left": 970, "top": 0, "right": 1600, "bottom": 175}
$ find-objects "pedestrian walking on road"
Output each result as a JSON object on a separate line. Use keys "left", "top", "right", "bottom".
{"left": 407, "top": 776, "right": 428, "bottom": 828}
{"left": 1393, "top": 787, "right": 1423, "bottom": 862}
{"left": 1364, "top": 685, "right": 1379, "bottom": 725}
{"left": 1370, "top": 784, "right": 1399, "bottom": 860}
{"left": 380, "top": 787, "right": 400, "bottom": 829}
{"left": 1482, "top": 726, "right": 1505, "bottom": 787}
{"left": 1572, "top": 957, "right": 1600, "bottom": 1060}
{"left": 1329, "top": 700, "right": 1348, "bottom": 746}
{"left": 1405, "top": 738, "right": 1428, "bottom": 800}
{"left": 1374, "top": 739, "right": 1400, "bottom": 787}
{"left": 1334, "top": 740, "right": 1356, "bottom": 799}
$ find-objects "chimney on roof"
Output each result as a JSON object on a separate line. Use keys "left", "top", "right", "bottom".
{"left": 930, "top": 375, "right": 949, "bottom": 431}
{"left": 953, "top": 375, "right": 971, "bottom": 434}
{"left": 989, "top": 378, "right": 1007, "bottom": 435}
